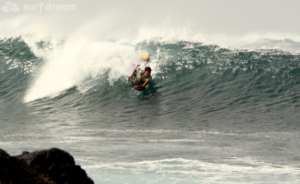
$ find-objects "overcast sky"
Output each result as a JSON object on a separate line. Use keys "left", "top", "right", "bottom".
{"left": 1, "top": 0, "right": 300, "bottom": 39}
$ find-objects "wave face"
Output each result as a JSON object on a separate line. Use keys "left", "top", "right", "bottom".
{"left": 0, "top": 37, "right": 37, "bottom": 103}
{"left": 1, "top": 36, "right": 300, "bottom": 184}
{"left": 1, "top": 37, "right": 300, "bottom": 132}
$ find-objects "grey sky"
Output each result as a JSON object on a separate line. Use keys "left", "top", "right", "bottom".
{"left": 1, "top": 0, "right": 300, "bottom": 38}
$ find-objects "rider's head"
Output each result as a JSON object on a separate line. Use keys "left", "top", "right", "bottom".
{"left": 144, "top": 67, "right": 151, "bottom": 77}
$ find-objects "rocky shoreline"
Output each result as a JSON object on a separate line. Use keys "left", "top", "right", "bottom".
{"left": 0, "top": 148, "right": 94, "bottom": 184}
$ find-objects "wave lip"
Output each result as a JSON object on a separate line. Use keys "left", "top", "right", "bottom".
{"left": 23, "top": 38, "right": 137, "bottom": 102}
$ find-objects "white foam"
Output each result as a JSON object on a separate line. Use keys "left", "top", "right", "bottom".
{"left": 80, "top": 157, "right": 300, "bottom": 184}
{"left": 23, "top": 36, "right": 138, "bottom": 102}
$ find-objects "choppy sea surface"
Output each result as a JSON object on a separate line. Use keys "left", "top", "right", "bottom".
{"left": 1, "top": 35, "right": 300, "bottom": 183}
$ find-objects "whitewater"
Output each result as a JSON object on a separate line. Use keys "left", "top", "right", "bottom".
{"left": 1, "top": 0, "right": 300, "bottom": 183}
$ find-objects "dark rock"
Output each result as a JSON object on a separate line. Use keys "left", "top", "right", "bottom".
{"left": 0, "top": 148, "right": 94, "bottom": 184}
{"left": 0, "top": 149, "right": 9, "bottom": 157}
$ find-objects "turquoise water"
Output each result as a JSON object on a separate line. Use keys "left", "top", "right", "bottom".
{"left": 0, "top": 36, "right": 300, "bottom": 183}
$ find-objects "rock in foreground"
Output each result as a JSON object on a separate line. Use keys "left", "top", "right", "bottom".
{"left": 0, "top": 148, "right": 94, "bottom": 184}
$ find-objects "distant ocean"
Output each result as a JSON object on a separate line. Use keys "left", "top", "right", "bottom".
{"left": 1, "top": 1, "right": 300, "bottom": 183}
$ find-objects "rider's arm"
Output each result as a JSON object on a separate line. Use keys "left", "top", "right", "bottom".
{"left": 145, "top": 58, "right": 149, "bottom": 67}
{"left": 128, "top": 66, "right": 139, "bottom": 78}
{"left": 134, "top": 81, "right": 149, "bottom": 89}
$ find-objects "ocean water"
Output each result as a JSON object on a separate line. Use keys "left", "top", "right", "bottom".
{"left": 1, "top": 37, "right": 300, "bottom": 183}
{"left": 1, "top": 1, "right": 300, "bottom": 183}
